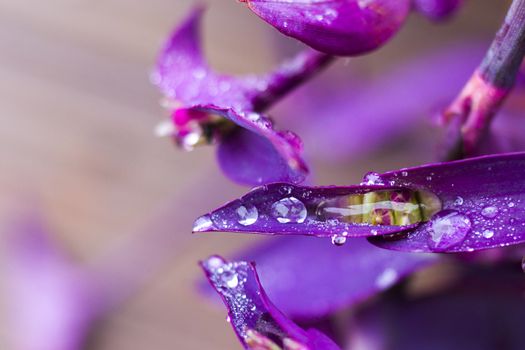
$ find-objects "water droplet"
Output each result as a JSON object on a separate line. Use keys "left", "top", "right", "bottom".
{"left": 508, "top": 202, "right": 515, "bottom": 208}
{"left": 481, "top": 206, "right": 498, "bottom": 219}
{"left": 331, "top": 234, "right": 347, "bottom": 246}
{"left": 193, "top": 215, "right": 214, "bottom": 232}
{"left": 226, "top": 315, "right": 231, "bottom": 323}
{"left": 375, "top": 268, "right": 398, "bottom": 289}
{"left": 361, "top": 172, "right": 384, "bottom": 185}
{"left": 236, "top": 205, "right": 258, "bottom": 226}
{"left": 426, "top": 176, "right": 432, "bottom": 181}
{"left": 482, "top": 229, "right": 494, "bottom": 239}
{"left": 220, "top": 270, "right": 239, "bottom": 289}
{"left": 401, "top": 171, "right": 408, "bottom": 177}
{"left": 271, "top": 197, "right": 307, "bottom": 224}
{"left": 454, "top": 196, "right": 464, "bottom": 206}
{"left": 204, "top": 256, "right": 225, "bottom": 271}
{"left": 428, "top": 210, "right": 471, "bottom": 251}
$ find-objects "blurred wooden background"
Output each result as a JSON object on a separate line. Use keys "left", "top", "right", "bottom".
{"left": 0, "top": 1, "right": 508, "bottom": 349}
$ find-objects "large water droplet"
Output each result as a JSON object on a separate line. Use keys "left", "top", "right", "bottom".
{"left": 236, "top": 205, "right": 258, "bottom": 226}
{"left": 481, "top": 206, "right": 498, "bottom": 219}
{"left": 271, "top": 197, "right": 307, "bottom": 224}
{"left": 193, "top": 215, "right": 214, "bottom": 232}
{"left": 428, "top": 210, "right": 471, "bottom": 251}
{"left": 361, "top": 172, "right": 384, "bottom": 185}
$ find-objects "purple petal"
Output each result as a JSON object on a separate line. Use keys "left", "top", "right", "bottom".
{"left": 3, "top": 216, "right": 98, "bottom": 350}
{"left": 235, "top": 236, "right": 436, "bottom": 318}
{"left": 193, "top": 182, "right": 424, "bottom": 238}
{"left": 152, "top": 7, "right": 310, "bottom": 185}
{"left": 241, "top": 0, "right": 410, "bottom": 56}
{"left": 412, "top": 0, "right": 463, "bottom": 21}
{"left": 349, "top": 266, "right": 525, "bottom": 350}
{"left": 201, "top": 255, "right": 341, "bottom": 350}
{"left": 370, "top": 152, "right": 525, "bottom": 252}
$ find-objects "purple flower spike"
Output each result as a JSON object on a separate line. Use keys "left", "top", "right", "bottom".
{"left": 152, "top": 7, "right": 334, "bottom": 185}
{"left": 412, "top": 0, "right": 463, "bottom": 21}
{"left": 239, "top": 0, "right": 411, "bottom": 56}
{"left": 196, "top": 152, "right": 525, "bottom": 253}
{"left": 233, "top": 236, "right": 435, "bottom": 318}
{"left": 200, "top": 255, "right": 341, "bottom": 350}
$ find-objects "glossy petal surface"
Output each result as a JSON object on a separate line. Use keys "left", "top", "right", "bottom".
{"left": 193, "top": 182, "right": 420, "bottom": 237}
{"left": 242, "top": 0, "right": 410, "bottom": 56}
{"left": 412, "top": 0, "right": 463, "bottom": 20}
{"left": 370, "top": 152, "right": 525, "bottom": 252}
{"left": 235, "top": 236, "right": 435, "bottom": 318}
{"left": 201, "top": 255, "right": 340, "bottom": 350}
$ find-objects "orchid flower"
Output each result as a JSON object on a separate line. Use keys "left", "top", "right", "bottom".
{"left": 152, "top": 6, "right": 335, "bottom": 185}
{"left": 238, "top": 0, "right": 463, "bottom": 56}
{"left": 194, "top": 152, "right": 525, "bottom": 253}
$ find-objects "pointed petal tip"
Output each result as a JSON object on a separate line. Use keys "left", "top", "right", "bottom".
{"left": 192, "top": 214, "right": 216, "bottom": 233}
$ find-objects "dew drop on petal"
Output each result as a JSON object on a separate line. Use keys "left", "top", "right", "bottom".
{"left": 193, "top": 214, "right": 214, "bottom": 232}
{"left": 482, "top": 229, "right": 494, "bottom": 239}
{"left": 428, "top": 210, "right": 471, "bottom": 251}
{"left": 236, "top": 205, "right": 258, "bottom": 226}
{"left": 508, "top": 202, "right": 515, "bottom": 208}
{"left": 454, "top": 196, "right": 464, "bottom": 206}
{"left": 481, "top": 206, "right": 498, "bottom": 219}
{"left": 361, "top": 172, "right": 384, "bottom": 186}
{"left": 331, "top": 234, "right": 347, "bottom": 246}
{"left": 220, "top": 269, "right": 239, "bottom": 289}
{"left": 271, "top": 197, "right": 307, "bottom": 224}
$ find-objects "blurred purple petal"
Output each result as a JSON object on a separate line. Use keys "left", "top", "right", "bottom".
{"left": 412, "top": 0, "right": 463, "bottom": 21}
{"left": 235, "top": 236, "right": 436, "bottom": 318}
{"left": 3, "top": 216, "right": 99, "bottom": 350}
{"left": 201, "top": 255, "right": 340, "bottom": 350}
{"left": 240, "top": 0, "right": 410, "bottom": 56}
{"left": 371, "top": 152, "right": 525, "bottom": 252}
{"left": 349, "top": 265, "right": 525, "bottom": 350}
{"left": 193, "top": 182, "right": 425, "bottom": 238}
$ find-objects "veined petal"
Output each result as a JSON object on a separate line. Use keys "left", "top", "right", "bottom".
{"left": 370, "top": 152, "right": 525, "bottom": 252}
{"left": 240, "top": 0, "right": 411, "bottom": 56}
{"left": 230, "top": 236, "right": 435, "bottom": 318}
{"left": 201, "top": 255, "right": 341, "bottom": 350}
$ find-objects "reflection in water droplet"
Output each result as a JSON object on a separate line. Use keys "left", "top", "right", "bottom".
{"left": 429, "top": 210, "right": 471, "bottom": 251}
{"left": 361, "top": 172, "right": 384, "bottom": 185}
{"left": 454, "top": 196, "right": 464, "bottom": 206}
{"left": 481, "top": 206, "right": 498, "bottom": 219}
{"left": 271, "top": 197, "right": 307, "bottom": 223}
{"left": 331, "top": 234, "right": 347, "bottom": 246}
{"left": 236, "top": 205, "right": 258, "bottom": 226}
{"left": 482, "top": 229, "right": 494, "bottom": 239}
{"left": 193, "top": 215, "right": 214, "bottom": 232}
{"left": 316, "top": 189, "right": 441, "bottom": 226}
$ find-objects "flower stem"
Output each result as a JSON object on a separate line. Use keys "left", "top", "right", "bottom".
{"left": 252, "top": 49, "right": 335, "bottom": 112}
{"left": 443, "top": 0, "right": 525, "bottom": 159}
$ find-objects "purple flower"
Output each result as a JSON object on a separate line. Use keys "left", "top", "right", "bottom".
{"left": 194, "top": 152, "right": 525, "bottom": 253}
{"left": 201, "top": 255, "right": 341, "bottom": 349}
{"left": 152, "top": 6, "right": 334, "bottom": 185}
